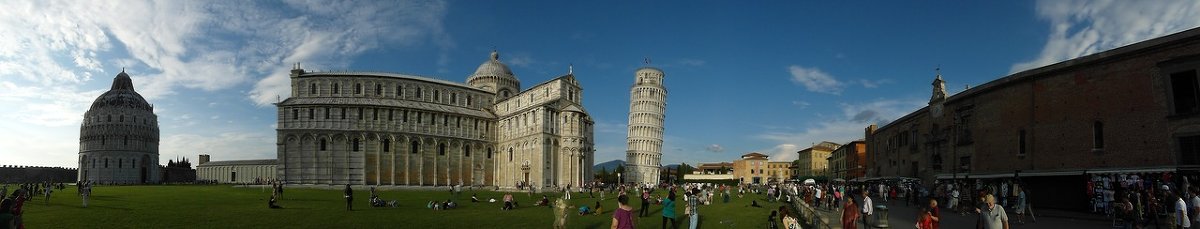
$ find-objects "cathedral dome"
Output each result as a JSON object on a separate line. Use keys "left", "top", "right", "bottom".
{"left": 470, "top": 50, "right": 515, "bottom": 78}
{"left": 88, "top": 71, "right": 153, "bottom": 112}
{"left": 466, "top": 50, "right": 521, "bottom": 96}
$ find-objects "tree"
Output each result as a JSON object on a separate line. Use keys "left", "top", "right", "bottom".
{"left": 614, "top": 165, "right": 625, "bottom": 183}
{"left": 679, "top": 163, "right": 695, "bottom": 176}
{"left": 597, "top": 167, "right": 610, "bottom": 182}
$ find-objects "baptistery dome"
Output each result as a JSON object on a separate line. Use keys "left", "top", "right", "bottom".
{"left": 78, "top": 70, "right": 161, "bottom": 184}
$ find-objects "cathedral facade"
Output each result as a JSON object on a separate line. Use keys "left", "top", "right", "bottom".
{"left": 274, "top": 51, "right": 594, "bottom": 189}
{"left": 78, "top": 70, "right": 161, "bottom": 184}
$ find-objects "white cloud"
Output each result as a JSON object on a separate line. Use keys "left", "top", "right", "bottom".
{"left": 1011, "top": 0, "right": 1200, "bottom": 73}
{"left": 594, "top": 121, "right": 627, "bottom": 134}
{"left": 159, "top": 132, "right": 276, "bottom": 162}
{"left": 0, "top": 0, "right": 452, "bottom": 105}
{"left": 505, "top": 53, "right": 538, "bottom": 68}
{"left": 677, "top": 59, "right": 706, "bottom": 67}
{"left": 760, "top": 144, "right": 801, "bottom": 162}
{"left": 792, "top": 100, "right": 811, "bottom": 109}
{"left": 705, "top": 144, "right": 725, "bottom": 153}
{"left": 0, "top": 0, "right": 451, "bottom": 167}
{"left": 788, "top": 65, "right": 843, "bottom": 94}
{"left": 757, "top": 98, "right": 925, "bottom": 162}
{"left": 858, "top": 79, "right": 892, "bottom": 88}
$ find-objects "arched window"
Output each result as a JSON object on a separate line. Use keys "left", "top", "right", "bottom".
{"left": 438, "top": 143, "right": 446, "bottom": 155}
{"left": 107, "top": 115, "right": 112, "bottom": 122}
{"left": 120, "top": 115, "right": 124, "bottom": 122}
{"left": 320, "top": 139, "right": 327, "bottom": 151}
{"left": 1094, "top": 121, "right": 1105, "bottom": 149}
{"left": 123, "top": 136, "right": 128, "bottom": 145}
{"left": 292, "top": 109, "right": 298, "bottom": 119}
{"left": 355, "top": 83, "right": 362, "bottom": 94}
{"left": 411, "top": 141, "right": 420, "bottom": 154}
{"left": 508, "top": 148, "right": 514, "bottom": 162}
{"left": 308, "top": 109, "right": 314, "bottom": 120}
{"left": 310, "top": 83, "right": 317, "bottom": 95}
{"left": 487, "top": 148, "right": 493, "bottom": 159}
{"left": 324, "top": 107, "right": 330, "bottom": 119}
{"left": 375, "top": 84, "right": 382, "bottom": 95}
{"left": 397, "top": 85, "right": 404, "bottom": 97}
{"left": 501, "top": 90, "right": 510, "bottom": 98}
{"left": 352, "top": 138, "right": 360, "bottom": 152}
{"left": 382, "top": 139, "right": 390, "bottom": 152}
{"left": 467, "top": 96, "right": 473, "bottom": 106}
{"left": 450, "top": 93, "right": 457, "bottom": 104}
{"left": 464, "top": 145, "right": 471, "bottom": 157}
{"left": 416, "top": 87, "right": 422, "bottom": 98}
{"left": 105, "top": 159, "right": 109, "bottom": 168}
{"left": 101, "top": 137, "right": 106, "bottom": 145}
{"left": 333, "top": 83, "right": 340, "bottom": 94}
{"left": 434, "top": 90, "right": 440, "bottom": 102}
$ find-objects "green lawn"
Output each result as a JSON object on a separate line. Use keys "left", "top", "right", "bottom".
{"left": 15, "top": 185, "right": 778, "bottom": 228}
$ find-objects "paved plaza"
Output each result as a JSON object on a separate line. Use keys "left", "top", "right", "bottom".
{"left": 801, "top": 198, "right": 1115, "bottom": 229}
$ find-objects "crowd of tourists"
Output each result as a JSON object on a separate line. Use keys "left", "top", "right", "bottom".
{"left": 0, "top": 181, "right": 65, "bottom": 229}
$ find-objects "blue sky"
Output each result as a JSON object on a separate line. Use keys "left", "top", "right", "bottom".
{"left": 3, "top": 0, "right": 1199, "bottom": 168}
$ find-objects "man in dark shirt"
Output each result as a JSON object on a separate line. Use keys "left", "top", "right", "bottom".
{"left": 344, "top": 184, "right": 353, "bottom": 211}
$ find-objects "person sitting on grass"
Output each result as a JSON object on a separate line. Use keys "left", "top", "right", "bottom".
{"left": 268, "top": 194, "right": 282, "bottom": 209}
{"left": 594, "top": 201, "right": 604, "bottom": 216}
{"left": 444, "top": 199, "right": 457, "bottom": 209}
{"left": 471, "top": 193, "right": 480, "bottom": 202}
{"left": 767, "top": 210, "right": 779, "bottom": 229}
{"left": 503, "top": 193, "right": 515, "bottom": 210}
{"left": 536, "top": 195, "right": 551, "bottom": 207}
{"left": 750, "top": 200, "right": 762, "bottom": 207}
{"left": 579, "top": 204, "right": 592, "bottom": 216}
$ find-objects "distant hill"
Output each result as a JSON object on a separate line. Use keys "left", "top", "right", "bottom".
{"left": 593, "top": 160, "right": 625, "bottom": 172}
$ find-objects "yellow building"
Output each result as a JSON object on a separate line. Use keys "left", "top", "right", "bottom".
{"left": 795, "top": 141, "right": 841, "bottom": 177}
{"left": 732, "top": 152, "right": 769, "bottom": 184}
{"left": 766, "top": 161, "right": 792, "bottom": 183}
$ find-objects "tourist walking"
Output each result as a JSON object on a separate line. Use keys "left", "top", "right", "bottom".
{"left": 916, "top": 206, "right": 934, "bottom": 229}
{"left": 554, "top": 194, "right": 571, "bottom": 229}
{"left": 860, "top": 190, "right": 873, "bottom": 229}
{"left": 640, "top": 189, "right": 651, "bottom": 217}
{"left": 1015, "top": 189, "right": 1026, "bottom": 224}
{"left": 0, "top": 199, "right": 15, "bottom": 229}
{"left": 81, "top": 182, "right": 90, "bottom": 208}
{"left": 978, "top": 194, "right": 1009, "bottom": 229}
{"left": 927, "top": 198, "right": 941, "bottom": 229}
{"left": 612, "top": 195, "right": 636, "bottom": 229}
{"left": 661, "top": 191, "right": 677, "bottom": 229}
{"left": 42, "top": 187, "right": 51, "bottom": 205}
{"left": 1177, "top": 191, "right": 1191, "bottom": 229}
{"left": 343, "top": 184, "right": 353, "bottom": 211}
{"left": 9, "top": 190, "right": 25, "bottom": 229}
{"left": 841, "top": 197, "right": 859, "bottom": 229}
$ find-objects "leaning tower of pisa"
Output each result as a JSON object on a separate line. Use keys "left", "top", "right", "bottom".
{"left": 624, "top": 65, "right": 667, "bottom": 185}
